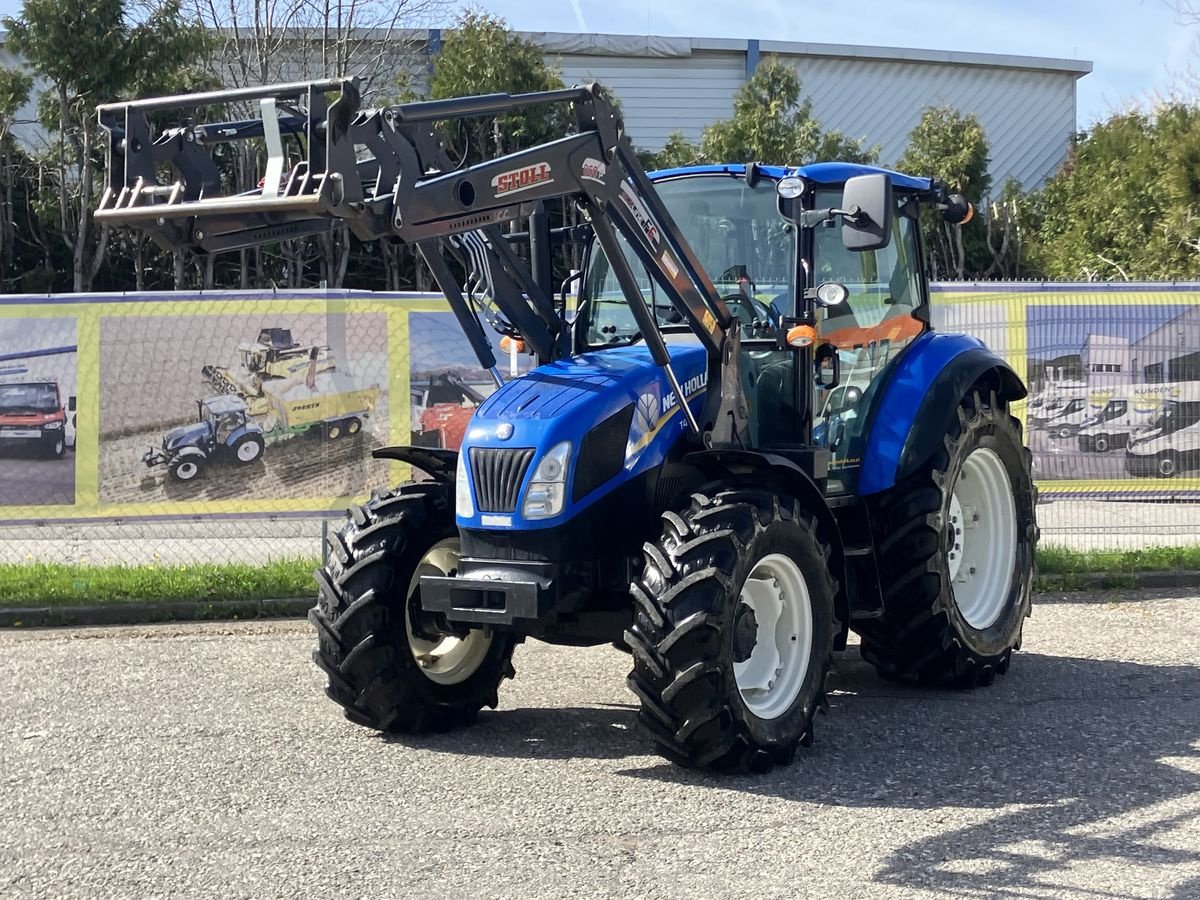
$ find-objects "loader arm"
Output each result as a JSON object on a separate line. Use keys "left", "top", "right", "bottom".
{"left": 96, "top": 78, "right": 748, "bottom": 445}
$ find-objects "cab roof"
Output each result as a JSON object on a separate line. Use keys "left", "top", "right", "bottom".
{"left": 648, "top": 162, "right": 932, "bottom": 192}
{"left": 202, "top": 394, "right": 248, "bottom": 414}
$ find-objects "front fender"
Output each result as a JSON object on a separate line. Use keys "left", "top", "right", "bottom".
{"left": 859, "top": 332, "right": 1026, "bottom": 496}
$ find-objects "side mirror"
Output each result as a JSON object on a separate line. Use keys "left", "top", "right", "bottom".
{"left": 941, "top": 193, "right": 975, "bottom": 225}
{"left": 841, "top": 174, "right": 893, "bottom": 252}
{"left": 68, "top": 396, "right": 76, "bottom": 412}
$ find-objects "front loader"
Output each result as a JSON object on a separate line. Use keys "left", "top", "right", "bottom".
{"left": 96, "top": 78, "right": 1037, "bottom": 772}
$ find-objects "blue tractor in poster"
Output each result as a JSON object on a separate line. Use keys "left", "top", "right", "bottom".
{"left": 97, "top": 79, "right": 1038, "bottom": 772}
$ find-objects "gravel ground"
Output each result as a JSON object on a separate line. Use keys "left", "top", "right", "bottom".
{"left": 2, "top": 589, "right": 1199, "bottom": 899}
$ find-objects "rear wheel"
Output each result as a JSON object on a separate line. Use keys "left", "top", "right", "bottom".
{"left": 346, "top": 417, "right": 362, "bottom": 436}
{"left": 861, "top": 389, "right": 1037, "bottom": 687}
{"left": 326, "top": 421, "right": 343, "bottom": 440}
{"left": 625, "top": 488, "right": 837, "bottom": 772}
{"left": 1093, "top": 434, "right": 1110, "bottom": 453}
{"left": 232, "top": 433, "right": 264, "bottom": 465}
{"left": 310, "top": 482, "right": 516, "bottom": 733}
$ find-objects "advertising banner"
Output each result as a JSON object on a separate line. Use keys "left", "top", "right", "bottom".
{"left": 2, "top": 283, "right": 1197, "bottom": 525}
{"left": 934, "top": 283, "right": 1200, "bottom": 498}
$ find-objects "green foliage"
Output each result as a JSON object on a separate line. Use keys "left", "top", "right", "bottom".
{"left": 1028, "top": 103, "right": 1200, "bottom": 281}
{"left": 702, "top": 58, "right": 878, "bottom": 165}
{"left": 898, "top": 105, "right": 992, "bottom": 279}
{"left": 0, "top": 69, "right": 32, "bottom": 123}
{"left": 656, "top": 57, "right": 877, "bottom": 168}
{"left": 428, "top": 11, "right": 567, "bottom": 162}
{"left": 0, "top": 558, "right": 320, "bottom": 606}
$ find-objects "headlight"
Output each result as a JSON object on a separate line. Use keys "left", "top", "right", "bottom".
{"left": 43, "top": 421, "right": 63, "bottom": 430}
{"left": 455, "top": 453, "right": 474, "bottom": 517}
{"left": 522, "top": 441, "right": 571, "bottom": 520}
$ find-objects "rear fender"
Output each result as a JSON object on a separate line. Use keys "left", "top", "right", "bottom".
{"left": 683, "top": 449, "right": 850, "bottom": 650}
{"left": 373, "top": 445, "right": 458, "bottom": 483}
{"left": 860, "top": 333, "right": 1026, "bottom": 496}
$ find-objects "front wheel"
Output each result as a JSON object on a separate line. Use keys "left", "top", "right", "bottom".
{"left": 310, "top": 483, "right": 516, "bottom": 733}
{"left": 167, "top": 454, "right": 205, "bottom": 482}
{"left": 625, "top": 489, "right": 837, "bottom": 772}
{"left": 1157, "top": 452, "right": 1179, "bottom": 478}
{"left": 861, "top": 389, "right": 1037, "bottom": 687}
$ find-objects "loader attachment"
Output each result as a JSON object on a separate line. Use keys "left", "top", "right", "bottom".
{"left": 96, "top": 76, "right": 749, "bottom": 447}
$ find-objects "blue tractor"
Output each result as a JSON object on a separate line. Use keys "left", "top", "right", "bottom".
{"left": 97, "top": 79, "right": 1037, "bottom": 772}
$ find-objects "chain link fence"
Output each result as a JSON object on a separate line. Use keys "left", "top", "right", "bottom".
{"left": 0, "top": 284, "right": 1197, "bottom": 569}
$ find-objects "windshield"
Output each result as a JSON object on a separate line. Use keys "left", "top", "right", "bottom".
{"left": 0, "top": 383, "right": 59, "bottom": 412}
{"left": 1150, "top": 401, "right": 1200, "bottom": 434}
{"left": 582, "top": 175, "right": 793, "bottom": 344}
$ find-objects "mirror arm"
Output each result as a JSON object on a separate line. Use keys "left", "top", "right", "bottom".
{"left": 799, "top": 206, "right": 863, "bottom": 229}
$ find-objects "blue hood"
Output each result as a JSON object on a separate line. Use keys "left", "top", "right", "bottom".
{"left": 459, "top": 343, "right": 708, "bottom": 529}
{"left": 164, "top": 421, "right": 211, "bottom": 450}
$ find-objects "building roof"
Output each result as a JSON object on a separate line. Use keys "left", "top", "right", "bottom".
{"left": 526, "top": 32, "right": 1093, "bottom": 78}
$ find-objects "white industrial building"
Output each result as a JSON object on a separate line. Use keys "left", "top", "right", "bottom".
{"left": 1, "top": 28, "right": 1091, "bottom": 192}
{"left": 522, "top": 32, "right": 1091, "bottom": 191}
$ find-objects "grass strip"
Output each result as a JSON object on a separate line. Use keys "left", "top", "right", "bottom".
{"left": 1, "top": 545, "right": 1198, "bottom": 609}
{"left": 0, "top": 558, "right": 320, "bottom": 607}
{"left": 1037, "top": 545, "right": 1200, "bottom": 575}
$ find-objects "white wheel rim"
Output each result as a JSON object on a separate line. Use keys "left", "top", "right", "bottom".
{"left": 348, "top": 420, "right": 360, "bottom": 434}
{"left": 404, "top": 538, "right": 492, "bottom": 685}
{"left": 948, "top": 447, "right": 1017, "bottom": 630}
{"left": 1160, "top": 456, "right": 1176, "bottom": 476}
{"left": 329, "top": 426, "right": 341, "bottom": 439}
{"left": 1095, "top": 437, "right": 1108, "bottom": 452}
{"left": 732, "top": 553, "right": 813, "bottom": 720}
{"left": 177, "top": 461, "right": 197, "bottom": 480}
{"left": 237, "top": 441, "right": 260, "bottom": 462}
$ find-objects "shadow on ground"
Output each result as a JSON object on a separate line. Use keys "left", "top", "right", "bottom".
{"left": 387, "top": 647, "right": 1199, "bottom": 896}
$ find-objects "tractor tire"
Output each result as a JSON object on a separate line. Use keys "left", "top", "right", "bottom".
{"left": 310, "top": 482, "right": 516, "bottom": 733}
{"left": 167, "top": 454, "right": 205, "bottom": 482}
{"left": 231, "top": 433, "right": 264, "bottom": 465}
{"left": 1156, "top": 451, "right": 1179, "bottom": 478}
{"left": 625, "top": 488, "right": 837, "bottom": 773}
{"left": 861, "top": 389, "right": 1037, "bottom": 687}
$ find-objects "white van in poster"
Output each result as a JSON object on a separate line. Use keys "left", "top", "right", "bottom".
{"left": 1125, "top": 384, "right": 1200, "bottom": 478}
{"left": 1077, "top": 383, "right": 1180, "bottom": 453}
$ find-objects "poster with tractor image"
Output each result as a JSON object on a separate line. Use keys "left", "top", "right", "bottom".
{"left": 98, "top": 306, "right": 391, "bottom": 505}
{"left": 0, "top": 316, "right": 78, "bottom": 508}
{"left": 1024, "top": 301, "right": 1200, "bottom": 488}
{"left": 409, "top": 311, "right": 533, "bottom": 451}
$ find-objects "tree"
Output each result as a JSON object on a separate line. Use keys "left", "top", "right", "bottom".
{"left": 3, "top": 0, "right": 210, "bottom": 291}
{"left": 1027, "top": 103, "right": 1200, "bottom": 281}
{"left": 643, "top": 58, "right": 877, "bottom": 170}
{"left": 0, "top": 70, "right": 32, "bottom": 287}
{"left": 701, "top": 58, "right": 877, "bottom": 166}
{"left": 898, "top": 105, "right": 992, "bottom": 280}
{"left": 428, "top": 11, "right": 568, "bottom": 164}
{"left": 187, "top": 0, "right": 445, "bottom": 290}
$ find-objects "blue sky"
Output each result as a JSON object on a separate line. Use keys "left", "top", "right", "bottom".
{"left": 0, "top": 0, "right": 1191, "bottom": 127}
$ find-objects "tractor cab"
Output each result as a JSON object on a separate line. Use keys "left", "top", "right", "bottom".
{"left": 580, "top": 163, "right": 931, "bottom": 492}
{"left": 199, "top": 395, "right": 250, "bottom": 443}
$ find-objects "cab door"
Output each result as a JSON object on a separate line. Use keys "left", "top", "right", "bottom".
{"left": 810, "top": 195, "right": 926, "bottom": 493}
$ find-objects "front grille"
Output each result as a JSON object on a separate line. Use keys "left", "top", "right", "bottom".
{"left": 469, "top": 446, "right": 535, "bottom": 513}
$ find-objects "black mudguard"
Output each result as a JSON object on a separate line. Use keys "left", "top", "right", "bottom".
{"left": 372, "top": 445, "right": 458, "bottom": 482}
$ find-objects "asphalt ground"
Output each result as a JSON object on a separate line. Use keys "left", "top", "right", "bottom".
{"left": 2, "top": 588, "right": 1199, "bottom": 899}
{"left": 0, "top": 449, "right": 76, "bottom": 507}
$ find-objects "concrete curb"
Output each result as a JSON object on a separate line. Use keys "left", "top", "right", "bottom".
{"left": 0, "top": 597, "right": 312, "bottom": 628}
{"left": 3, "top": 571, "right": 1200, "bottom": 628}
{"left": 1035, "top": 570, "right": 1200, "bottom": 592}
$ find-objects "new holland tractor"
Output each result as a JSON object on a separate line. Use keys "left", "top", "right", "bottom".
{"left": 96, "top": 78, "right": 1037, "bottom": 772}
